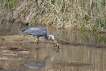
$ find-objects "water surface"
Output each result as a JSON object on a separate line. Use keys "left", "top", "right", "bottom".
{"left": 0, "top": 23, "right": 106, "bottom": 71}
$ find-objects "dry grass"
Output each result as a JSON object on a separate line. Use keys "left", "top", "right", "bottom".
{"left": 0, "top": 0, "right": 106, "bottom": 32}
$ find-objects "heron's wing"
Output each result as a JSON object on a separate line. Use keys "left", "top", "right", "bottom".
{"left": 23, "top": 28, "right": 47, "bottom": 36}
{"left": 37, "top": 27, "right": 47, "bottom": 31}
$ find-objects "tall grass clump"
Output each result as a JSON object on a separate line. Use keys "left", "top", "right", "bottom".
{"left": 0, "top": 0, "right": 106, "bottom": 32}
{"left": 0, "top": 0, "right": 18, "bottom": 19}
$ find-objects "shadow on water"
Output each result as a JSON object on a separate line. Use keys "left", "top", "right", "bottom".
{"left": 0, "top": 23, "right": 106, "bottom": 71}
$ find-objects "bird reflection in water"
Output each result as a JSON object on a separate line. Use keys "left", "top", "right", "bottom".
{"left": 22, "top": 47, "right": 60, "bottom": 69}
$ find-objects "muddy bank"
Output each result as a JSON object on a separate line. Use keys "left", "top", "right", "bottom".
{"left": 0, "top": 35, "right": 39, "bottom": 61}
{"left": 59, "top": 39, "right": 106, "bottom": 48}
{"left": 0, "top": 35, "right": 44, "bottom": 45}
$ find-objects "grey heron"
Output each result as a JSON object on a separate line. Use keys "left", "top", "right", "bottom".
{"left": 22, "top": 27, "right": 59, "bottom": 47}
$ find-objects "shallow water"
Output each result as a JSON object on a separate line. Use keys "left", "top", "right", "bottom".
{"left": 0, "top": 24, "right": 106, "bottom": 71}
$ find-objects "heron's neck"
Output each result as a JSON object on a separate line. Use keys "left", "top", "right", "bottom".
{"left": 44, "top": 35, "right": 49, "bottom": 40}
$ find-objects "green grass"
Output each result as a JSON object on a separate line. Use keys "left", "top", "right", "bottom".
{"left": 0, "top": 0, "right": 18, "bottom": 9}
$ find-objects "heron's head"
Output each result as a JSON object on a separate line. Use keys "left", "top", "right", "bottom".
{"left": 48, "top": 35, "right": 59, "bottom": 47}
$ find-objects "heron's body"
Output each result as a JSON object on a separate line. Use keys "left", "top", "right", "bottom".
{"left": 22, "top": 27, "right": 47, "bottom": 38}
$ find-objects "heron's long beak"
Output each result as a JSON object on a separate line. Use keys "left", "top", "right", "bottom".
{"left": 53, "top": 40, "right": 59, "bottom": 47}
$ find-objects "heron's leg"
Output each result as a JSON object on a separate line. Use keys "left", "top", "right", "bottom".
{"left": 35, "top": 37, "right": 39, "bottom": 45}
{"left": 34, "top": 37, "right": 39, "bottom": 49}
{"left": 34, "top": 37, "right": 37, "bottom": 44}
{"left": 34, "top": 37, "right": 40, "bottom": 50}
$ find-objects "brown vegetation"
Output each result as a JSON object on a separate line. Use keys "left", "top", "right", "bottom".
{"left": 0, "top": 0, "right": 106, "bottom": 32}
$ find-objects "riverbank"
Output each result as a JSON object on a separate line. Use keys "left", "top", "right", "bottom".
{"left": 0, "top": 35, "right": 44, "bottom": 45}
